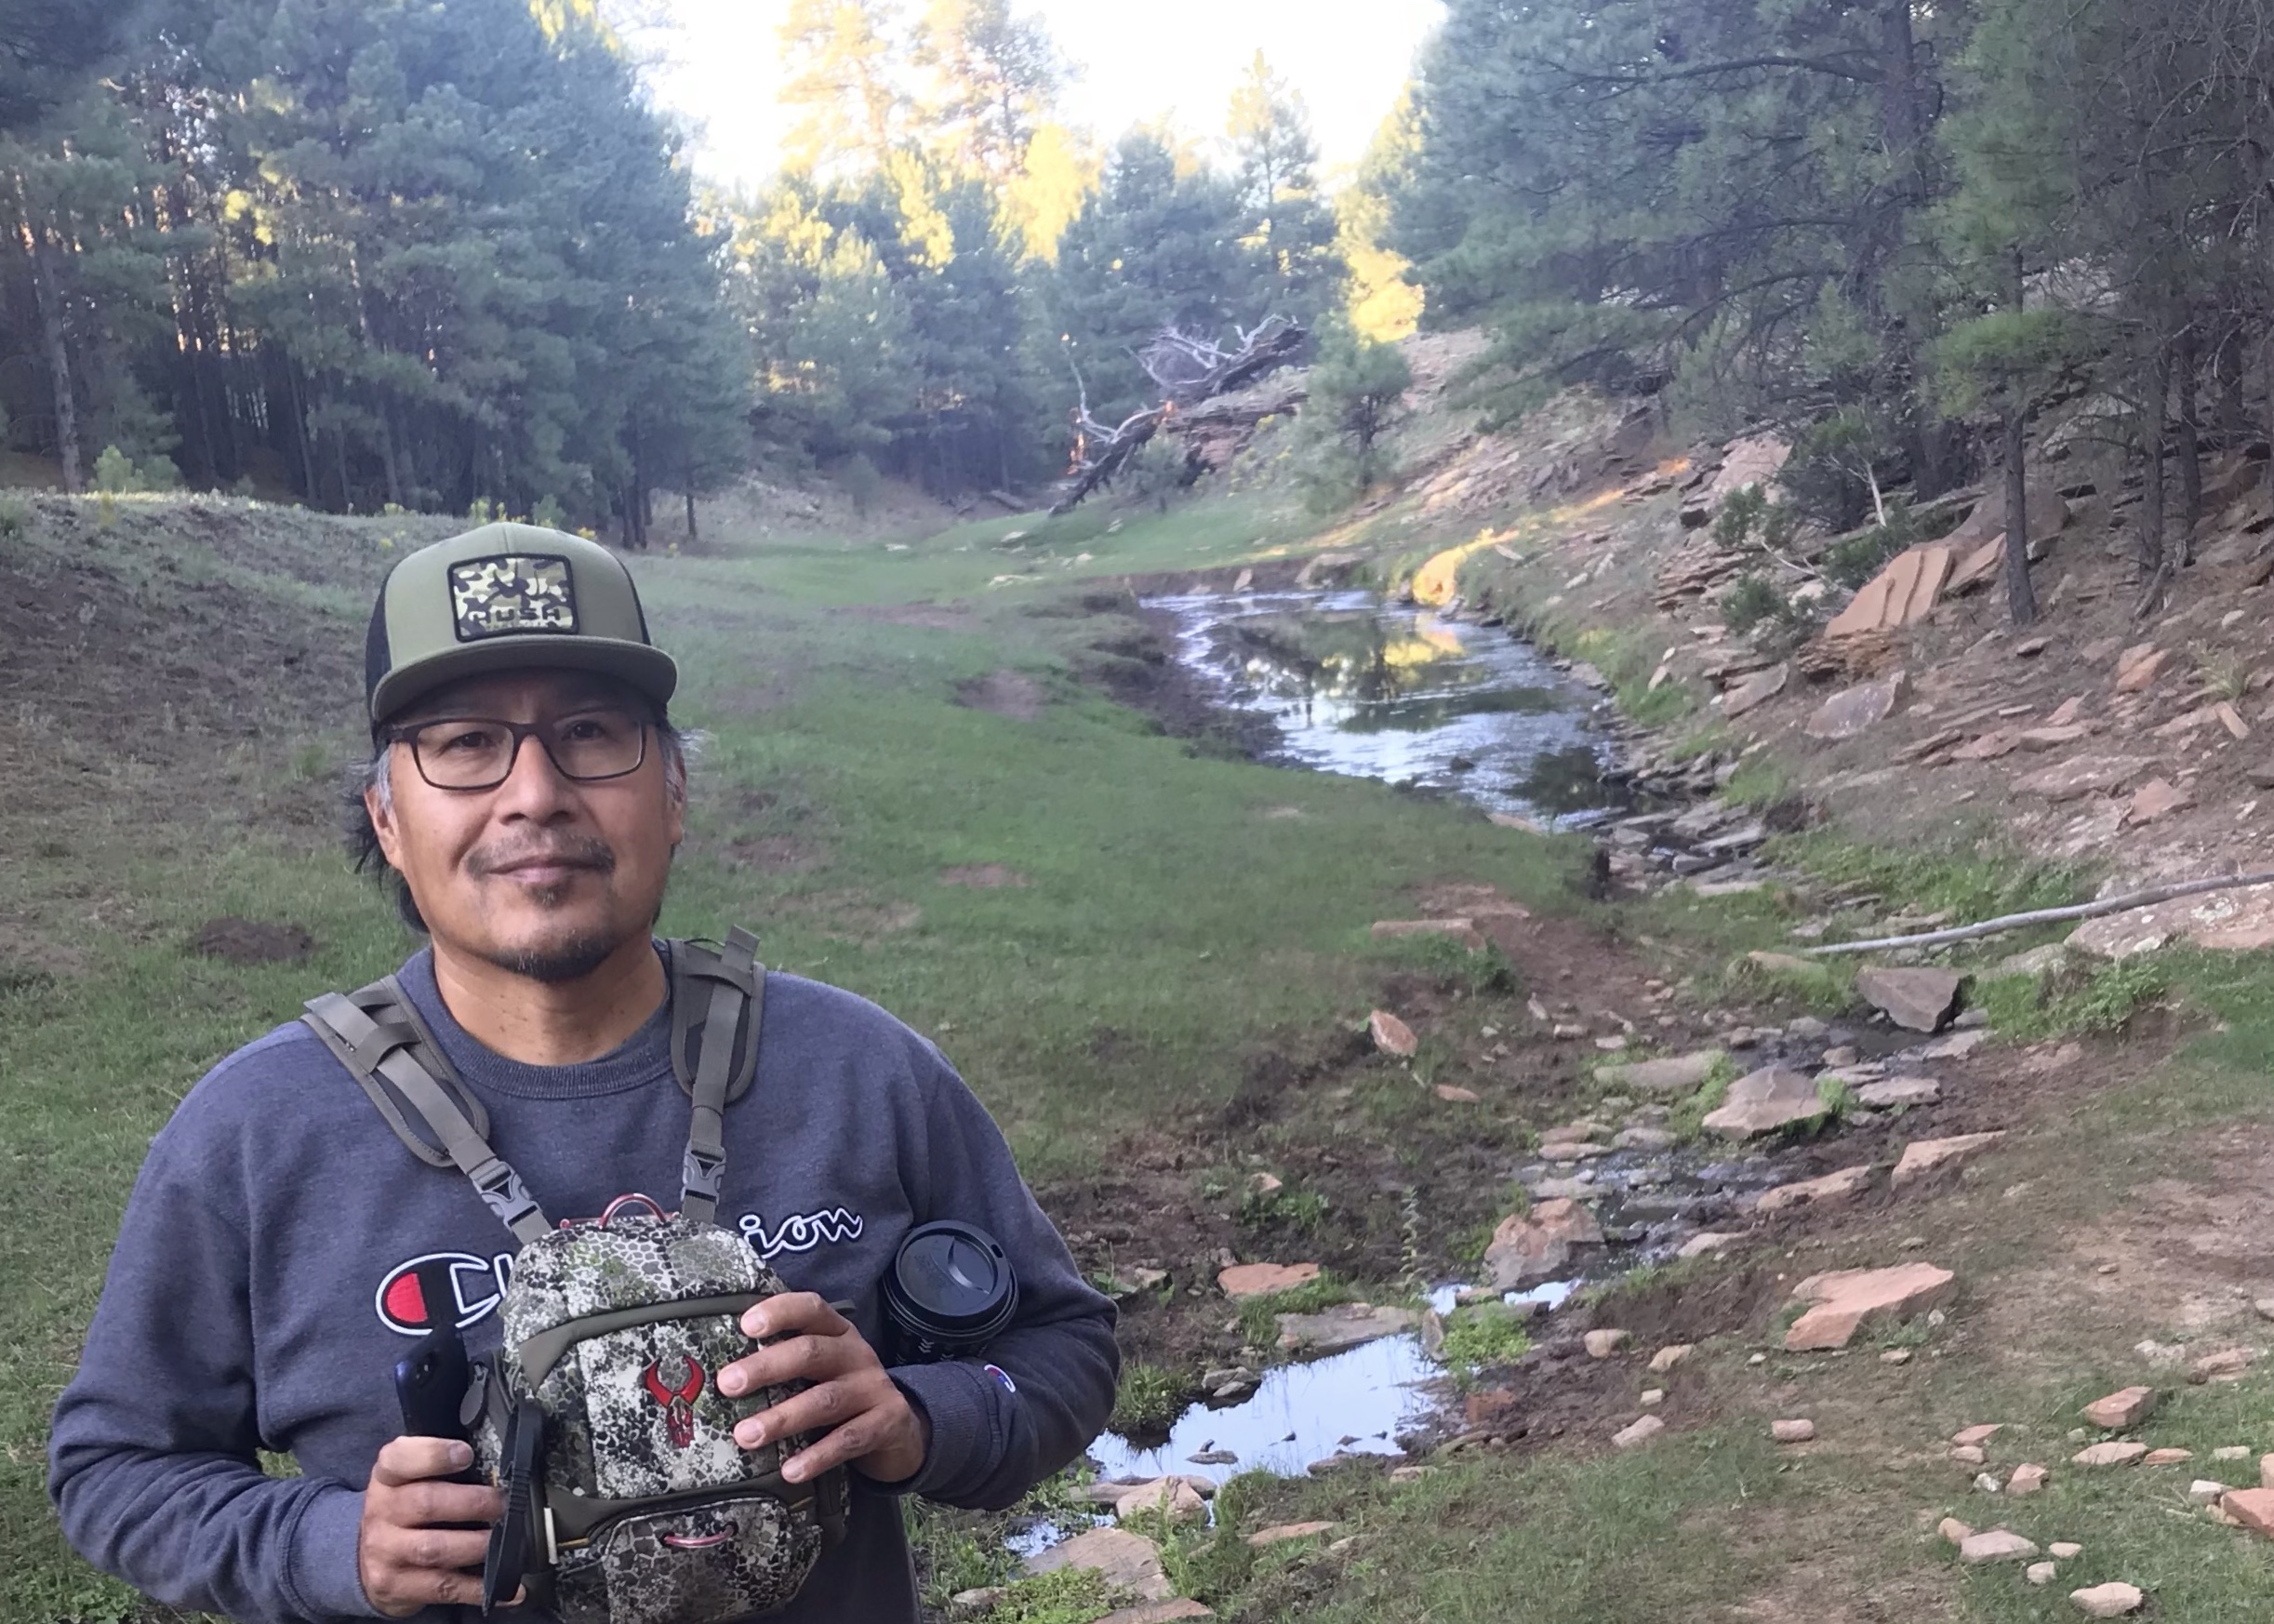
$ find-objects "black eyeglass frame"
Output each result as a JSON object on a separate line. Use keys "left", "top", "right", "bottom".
{"left": 383, "top": 711, "right": 652, "bottom": 792}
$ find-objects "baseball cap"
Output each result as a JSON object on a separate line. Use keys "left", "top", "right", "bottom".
{"left": 364, "top": 522, "right": 679, "bottom": 728}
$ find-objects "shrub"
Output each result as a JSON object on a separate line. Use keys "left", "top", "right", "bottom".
{"left": 1719, "top": 573, "right": 1789, "bottom": 636}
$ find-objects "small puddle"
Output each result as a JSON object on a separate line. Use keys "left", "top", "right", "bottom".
{"left": 1089, "top": 1334, "right": 1441, "bottom": 1487}
{"left": 1146, "top": 588, "right": 1624, "bottom": 822}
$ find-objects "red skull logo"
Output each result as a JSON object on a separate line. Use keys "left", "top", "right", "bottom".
{"left": 641, "top": 1355, "right": 706, "bottom": 1449}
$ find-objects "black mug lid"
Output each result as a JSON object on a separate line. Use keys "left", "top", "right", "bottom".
{"left": 884, "top": 1220, "right": 1017, "bottom": 1341}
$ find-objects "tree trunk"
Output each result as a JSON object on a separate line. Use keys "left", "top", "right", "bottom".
{"left": 2140, "top": 347, "right": 2169, "bottom": 576}
{"left": 2002, "top": 406, "right": 2036, "bottom": 627}
{"left": 2216, "top": 328, "right": 2245, "bottom": 442}
{"left": 1878, "top": 0, "right": 1927, "bottom": 203}
{"left": 2176, "top": 328, "right": 2201, "bottom": 561}
{"left": 685, "top": 486, "right": 698, "bottom": 542}
{"left": 17, "top": 198, "right": 81, "bottom": 493}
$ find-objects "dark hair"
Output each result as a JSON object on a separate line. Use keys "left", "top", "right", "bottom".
{"left": 344, "top": 696, "right": 693, "bottom": 934}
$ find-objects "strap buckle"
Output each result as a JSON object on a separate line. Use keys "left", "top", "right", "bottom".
{"left": 469, "top": 1156, "right": 542, "bottom": 1230}
{"left": 681, "top": 1146, "right": 725, "bottom": 1206}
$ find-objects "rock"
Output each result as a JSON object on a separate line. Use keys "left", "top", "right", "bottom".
{"left": 2050, "top": 1542, "right": 2082, "bottom": 1559}
{"left": 1523, "top": 1176, "right": 1595, "bottom": 1201}
{"left": 1772, "top": 1418, "right": 1816, "bottom": 1443}
{"left": 1960, "top": 1529, "right": 2040, "bottom": 1564}
{"left": 2114, "top": 644, "right": 2169, "bottom": 693}
{"left": 1918, "top": 1029, "right": 1989, "bottom": 1059}
{"left": 1938, "top": 1517, "right": 1975, "bottom": 1545}
{"left": 1679, "top": 1231, "right": 1745, "bottom": 1259}
{"left": 1097, "top": 1604, "right": 1214, "bottom": 1624}
{"left": 2069, "top": 1583, "right": 2145, "bottom": 1617}
{"left": 2191, "top": 1479, "right": 2231, "bottom": 1503}
{"left": 1997, "top": 943, "right": 2069, "bottom": 978}
{"left": 1276, "top": 1303, "right": 1420, "bottom": 1355}
{"left": 1856, "top": 1076, "right": 1941, "bottom": 1109}
{"left": 1723, "top": 663, "right": 1790, "bottom": 719}
{"left": 1748, "top": 951, "right": 1824, "bottom": 977}
{"left": 1882, "top": 1349, "right": 1913, "bottom": 1364}
{"left": 2009, "top": 1463, "right": 2049, "bottom": 1495}
{"left": 2020, "top": 725, "right": 2092, "bottom": 750}
{"left": 1806, "top": 672, "right": 1908, "bottom": 740}
{"left": 1753, "top": 1165, "right": 1873, "bottom": 1215}
{"left": 1027, "top": 1527, "right": 1174, "bottom": 1601}
{"left": 2143, "top": 1447, "right": 2192, "bottom": 1465}
{"left": 1245, "top": 1172, "right": 1284, "bottom": 1200}
{"left": 1611, "top": 1415, "right": 1665, "bottom": 1448}
{"left": 1640, "top": 1388, "right": 1665, "bottom": 1407}
{"left": 1613, "top": 1125, "right": 1676, "bottom": 1151}
{"left": 1246, "top": 1522, "right": 1336, "bottom": 1548}
{"left": 1369, "top": 1009, "right": 1419, "bottom": 1058}
{"left": 1701, "top": 1065, "right": 1830, "bottom": 1139}
{"left": 1891, "top": 1132, "right": 2006, "bottom": 1189}
{"left": 2123, "top": 778, "right": 2195, "bottom": 827}
{"left": 1649, "top": 1344, "right": 1695, "bottom": 1373}
{"left": 1952, "top": 1423, "right": 2004, "bottom": 1446}
{"left": 1584, "top": 1328, "right": 1632, "bottom": 1359}
{"left": 1218, "top": 1262, "right": 1322, "bottom": 1299}
{"left": 1484, "top": 1198, "right": 1603, "bottom": 1289}
{"left": 2190, "top": 1347, "right": 2252, "bottom": 1383}
{"left": 1434, "top": 1085, "right": 1482, "bottom": 1104}
{"left": 1187, "top": 1448, "right": 1238, "bottom": 1466}
{"left": 951, "top": 1588, "right": 1005, "bottom": 1613}
{"left": 2223, "top": 1486, "right": 2274, "bottom": 1537}
{"left": 1951, "top": 1444, "right": 1987, "bottom": 1465}
{"left": 1371, "top": 919, "right": 1487, "bottom": 951}
{"left": 2028, "top": 1562, "right": 2057, "bottom": 1586}
{"left": 1854, "top": 965, "right": 1965, "bottom": 1032}
{"left": 2081, "top": 1386, "right": 2159, "bottom": 1429}
{"left": 2071, "top": 1442, "right": 2148, "bottom": 1467}
{"left": 1784, "top": 1262, "right": 1956, "bottom": 1351}
{"left": 2015, "top": 755, "right": 2155, "bottom": 801}
{"left": 2216, "top": 1445, "right": 2251, "bottom": 1460}
{"left": 1114, "top": 1479, "right": 1208, "bottom": 1524}
{"left": 1597, "top": 1049, "right": 1727, "bottom": 1096}
{"left": 1975, "top": 1471, "right": 2003, "bottom": 1494}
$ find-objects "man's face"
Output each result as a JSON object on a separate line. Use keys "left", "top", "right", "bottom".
{"left": 367, "top": 671, "right": 683, "bottom": 982}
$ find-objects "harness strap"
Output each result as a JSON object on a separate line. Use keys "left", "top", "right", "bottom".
{"left": 673, "top": 928, "right": 765, "bottom": 1228}
{"left": 304, "top": 984, "right": 553, "bottom": 1245}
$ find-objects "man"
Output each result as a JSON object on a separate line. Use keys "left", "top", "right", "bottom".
{"left": 49, "top": 523, "right": 1119, "bottom": 1622}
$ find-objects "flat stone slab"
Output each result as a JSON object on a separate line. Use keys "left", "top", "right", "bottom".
{"left": 1218, "top": 1262, "right": 1321, "bottom": 1299}
{"left": 2222, "top": 1486, "right": 2274, "bottom": 1538}
{"left": 1246, "top": 1522, "right": 1336, "bottom": 1548}
{"left": 1805, "top": 672, "right": 1907, "bottom": 740}
{"left": 1028, "top": 1527, "right": 1174, "bottom": 1600}
{"left": 2069, "top": 1583, "right": 2145, "bottom": 1617}
{"left": 1784, "top": 1262, "right": 1956, "bottom": 1351}
{"left": 1891, "top": 1132, "right": 2005, "bottom": 1189}
{"left": 1097, "top": 1604, "right": 1214, "bottom": 1624}
{"left": 1276, "top": 1303, "right": 1419, "bottom": 1355}
{"left": 2072, "top": 1441, "right": 2148, "bottom": 1467}
{"left": 1855, "top": 965, "right": 1964, "bottom": 1032}
{"left": 1596, "top": 1049, "right": 1726, "bottom": 1097}
{"left": 1612, "top": 1415, "right": 1665, "bottom": 1448}
{"left": 1114, "top": 1480, "right": 1208, "bottom": 1524}
{"left": 1484, "top": 1197, "right": 1602, "bottom": 1289}
{"left": 1368, "top": 1009, "right": 1419, "bottom": 1057}
{"left": 1371, "top": 919, "right": 1487, "bottom": 951}
{"left": 2082, "top": 1386, "right": 2159, "bottom": 1429}
{"left": 1960, "top": 1529, "right": 2040, "bottom": 1564}
{"left": 1702, "top": 1065, "right": 1829, "bottom": 1139}
{"left": 1722, "top": 662, "right": 1789, "bottom": 718}
{"left": 1856, "top": 1077, "right": 1941, "bottom": 1108}
{"left": 2015, "top": 755, "right": 2156, "bottom": 801}
{"left": 1752, "top": 1165, "right": 1872, "bottom": 1215}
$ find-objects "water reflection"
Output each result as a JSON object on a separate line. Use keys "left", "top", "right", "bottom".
{"left": 1150, "top": 588, "right": 1620, "bottom": 823}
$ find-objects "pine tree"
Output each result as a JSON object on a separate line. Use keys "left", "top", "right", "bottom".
{"left": 1225, "top": 51, "right": 1338, "bottom": 326}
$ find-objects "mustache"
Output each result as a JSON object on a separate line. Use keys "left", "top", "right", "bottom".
{"left": 466, "top": 834, "right": 618, "bottom": 880}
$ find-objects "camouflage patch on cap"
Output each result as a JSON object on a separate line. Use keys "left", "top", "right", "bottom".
{"left": 449, "top": 554, "right": 578, "bottom": 642}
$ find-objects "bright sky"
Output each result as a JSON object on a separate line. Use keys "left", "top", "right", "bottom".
{"left": 639, "top": 0, "right": 1445, "bottom": 193}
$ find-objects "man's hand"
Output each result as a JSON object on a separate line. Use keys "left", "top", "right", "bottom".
{"left": 358, "top": 1437, "right": 504, "bottom": 1617}
{"left": 719, "top": 1294, "right": 931, "bottom": 1485}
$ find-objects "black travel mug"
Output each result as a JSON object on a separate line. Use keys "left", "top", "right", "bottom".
{"left": 880, "top": 1220, "right": 1018, "bottom": 1364}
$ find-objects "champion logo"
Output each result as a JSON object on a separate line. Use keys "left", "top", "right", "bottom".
{"left": 642, "top": 1355, "right": 707, "bottom": 1449}
{"left": 737, "top": 1206, "right": 865, "bottom": 1259}
{"left": 374, "top": 1252, "right": 514, "bottom": 1337}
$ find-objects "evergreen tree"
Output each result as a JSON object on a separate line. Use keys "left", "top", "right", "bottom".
{"left": 1225, "top": 51, "right": 1338, "bottom": 326}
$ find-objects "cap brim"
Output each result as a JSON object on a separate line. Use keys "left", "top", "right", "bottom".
{"left": 369, "top": 638, "right": 679, "bottom": 726}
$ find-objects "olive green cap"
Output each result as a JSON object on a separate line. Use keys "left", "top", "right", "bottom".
{"left": 364, "top": 523, "right": 678, "bottom": 727}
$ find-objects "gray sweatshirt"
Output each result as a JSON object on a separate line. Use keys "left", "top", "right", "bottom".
{"left": 48, "top": 945, "right": 1118, "bottom": 1623}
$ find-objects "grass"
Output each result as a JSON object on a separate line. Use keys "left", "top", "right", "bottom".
{"left": 1975, "top": 954, "right": 2174, "bottom": 1043}
{"left": 1236, "top": 1271, "right": 1366, "bottom": 1351}
{"left": 1110, "top": 1363, "right": 1191, "bottom": 1433}
{"left": 1437, "top": 1303, "right": 1535, "bottom": 1381}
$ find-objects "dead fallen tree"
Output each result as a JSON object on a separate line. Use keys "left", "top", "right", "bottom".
{"left": 1050, "top": 317, "right": 1306, "bottom": 513}
{"left": 1170, "top": 379, "right": 1310, "bottom": 472}
{"left": 1804, "top": 868, "right": 2274, "bottom": 956}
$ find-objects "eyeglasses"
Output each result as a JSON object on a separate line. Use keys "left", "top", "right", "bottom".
{"left": 388, "top": 709, "right": 650, "bottom": 792}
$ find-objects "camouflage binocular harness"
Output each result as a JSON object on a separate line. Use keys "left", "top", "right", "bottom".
{"left": 303, "top": 931, "right": 848, "bottom": 1623}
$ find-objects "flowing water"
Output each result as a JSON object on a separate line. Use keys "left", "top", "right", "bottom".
{"left": 1043, "top": 586, "right": 1789, "bottom": 1530}
{"left": 1145, "top": 587, "right": 1627, "bottom": 823}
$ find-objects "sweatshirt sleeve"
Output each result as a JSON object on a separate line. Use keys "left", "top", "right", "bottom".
{"left": 48, "top": 1112, "right": 378, "bottom": 1623}
{"left": 884, "top": 1047, "right": 1119, "bottom": 1511}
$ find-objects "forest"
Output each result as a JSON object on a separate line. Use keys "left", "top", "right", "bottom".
{"left": 0, "top": 0, "right": 1369, "bottom": 539}
{"left": 18, "top": 0, "right": 2274, "bottom": 579}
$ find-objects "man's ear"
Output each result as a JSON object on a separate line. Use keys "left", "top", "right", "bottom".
{"left": 366, "top": 774, "right": 405, "bottom": 871}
